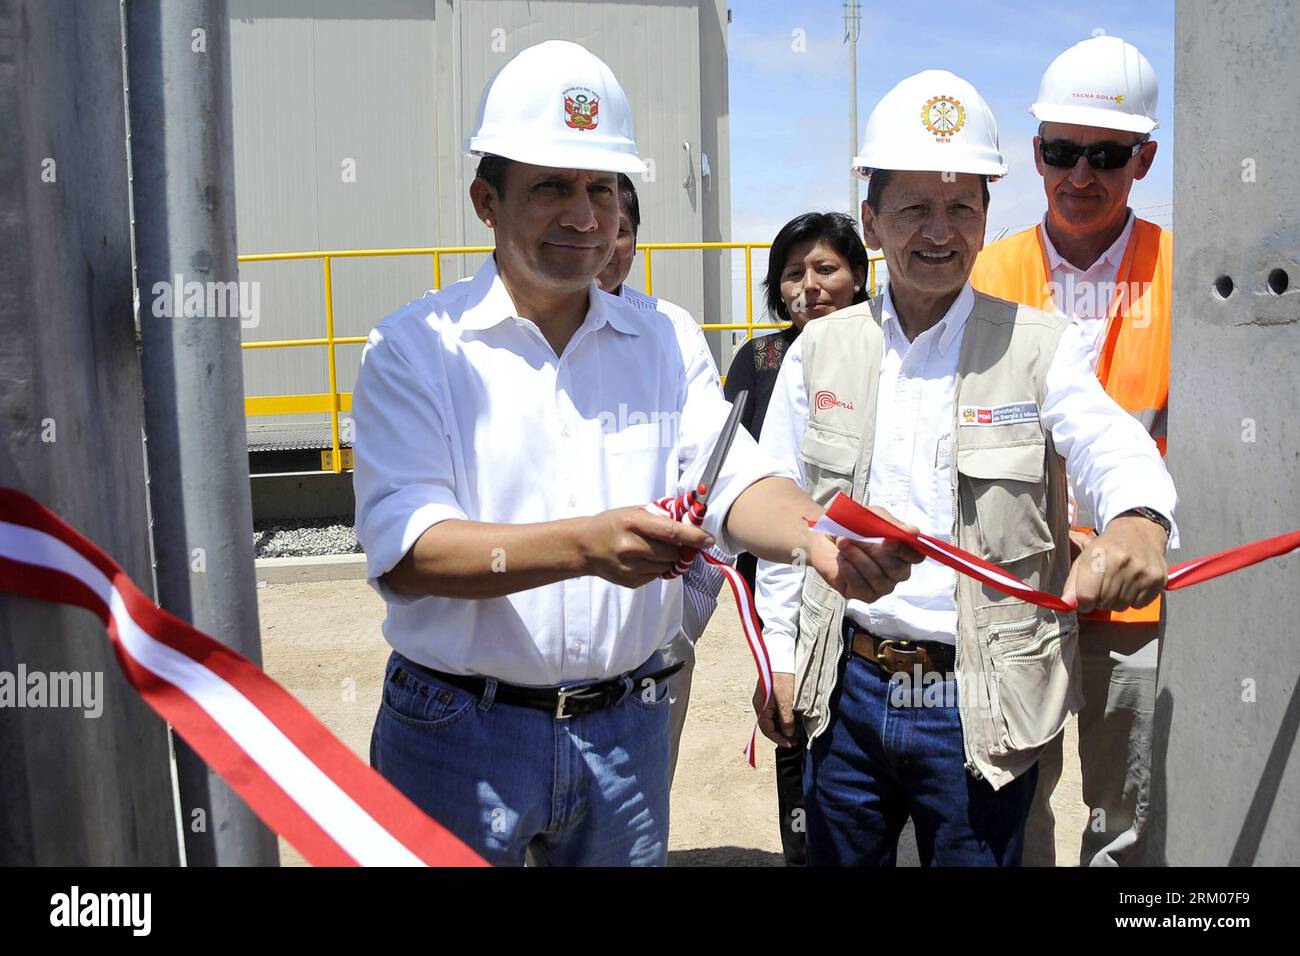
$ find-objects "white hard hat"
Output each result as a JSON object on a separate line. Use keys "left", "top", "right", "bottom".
{"left": 1030, "top": 35, "right": 1159, "bottom": 134}
{"left": 466, "top": 40, "right": 647, "bottom": 175}
{"left": 853, "top": 70, "right": 1007, "bottom": 181}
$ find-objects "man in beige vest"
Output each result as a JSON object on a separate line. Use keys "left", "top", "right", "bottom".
{"left": 753, "top": 71, "right": 1177, "bottom": 866}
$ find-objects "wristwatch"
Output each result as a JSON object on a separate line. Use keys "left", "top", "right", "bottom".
{"left": 1117, "top": 506, "right": 1172, "bottom": 539}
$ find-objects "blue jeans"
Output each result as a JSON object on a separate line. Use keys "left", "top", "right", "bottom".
{"left": 370, "top": 652, "right": 671, "bottom": 866}
{"left": 804, "top": 653, "right": 1038, "bottom": 866}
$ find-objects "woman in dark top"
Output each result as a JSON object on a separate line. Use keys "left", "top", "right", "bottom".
{"left": 724, "top": 210, "right": 870, "bottom": 868}
{"left": 725, "top": 211, "right": 871, "bottom": 588}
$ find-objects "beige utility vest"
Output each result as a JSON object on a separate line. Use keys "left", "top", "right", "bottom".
{"left": 795, "top": 291, "right": 1083, "bottom": 790}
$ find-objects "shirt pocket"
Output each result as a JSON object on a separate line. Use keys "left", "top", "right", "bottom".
{"left": 798, "top": 422, "right": 859, "bottom": 503}
{"left": 602, "top": 420, "right": 671, "bottom": 502}
{"left": 955, "top": 438, "right": 1054, "bottom": 566}
{"left": 603, "top": 420, "right": 667, "bottom": 455}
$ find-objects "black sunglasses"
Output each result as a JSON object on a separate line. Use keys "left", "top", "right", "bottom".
{"left": 1039, "top": 139, "right": 1147, "bottom": 170}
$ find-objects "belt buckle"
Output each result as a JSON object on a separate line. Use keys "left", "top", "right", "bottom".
{"left": 874, "top": 639, "right": 917, "bottom": 674}
{"left": 554, "top": 686, "right": 579, "bottom": 720}
{"left": 554, "top": 685, "right": 599, "bottom": 720}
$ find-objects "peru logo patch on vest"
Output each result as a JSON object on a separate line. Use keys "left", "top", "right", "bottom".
{"left": 814, "top": 389, "right": 855, "bottom": 412}
{"left": 959, "top": 401, "right": 1039, "bottom": 427}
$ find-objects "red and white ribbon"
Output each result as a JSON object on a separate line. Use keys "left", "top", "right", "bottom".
{"left": 814, "top": 492, "right": 1300, "bottom": 610}
{"left": 0, "top": 488, "right": 486, "bottom": 868}
{"left": 649, "top": 494, "right": 773, "bottom": 766}
{"left": 650, "top": 491, "right": 708, "bottom": 578}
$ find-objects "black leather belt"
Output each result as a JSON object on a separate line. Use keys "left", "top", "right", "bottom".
{"left": 394, "top": 655, "right": 685, "bottom": 720}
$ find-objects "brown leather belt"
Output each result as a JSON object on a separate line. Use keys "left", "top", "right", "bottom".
{"left": 849, "top": 626, "right": 956, "bottom": 677}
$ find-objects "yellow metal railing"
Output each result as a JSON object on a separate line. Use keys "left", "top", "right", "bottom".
{"left": 239, "top": 243, "right": 882, "bottom": 472}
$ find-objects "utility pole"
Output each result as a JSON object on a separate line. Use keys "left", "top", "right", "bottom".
{"left": 844, "top": 0, "right": 862, "bottom": 218}
{"left": 125, "top": 0, "right": 277, "bottom": 866}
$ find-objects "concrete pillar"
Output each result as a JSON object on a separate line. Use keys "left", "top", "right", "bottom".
{"left": 1149, "top": 0, "right": 1300, "bottom": 864}
{"left": 126, "top": 0, "right": 278, "bottom": 866}
{"left": 0, "top": 0, "right": 178, "bottom": 864}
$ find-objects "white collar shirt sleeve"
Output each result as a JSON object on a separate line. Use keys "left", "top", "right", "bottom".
{"left": 753, "top": 336, "right": 810, "bottom": 674}
{"left": 352, "top": 311, "right": 467, "bottom": 609}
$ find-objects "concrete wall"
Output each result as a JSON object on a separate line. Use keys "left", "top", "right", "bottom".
{"left": 697, "top": 0, "right": 733, "bottom": 368}
{"left": 230, "top": 0, "right": 442, "bottom": 437}
{"left": 1149, "top": 0, "right": 1300, "bottom": 865}
{"left": 0, "top": 0, "right": 179, "bottom": 864}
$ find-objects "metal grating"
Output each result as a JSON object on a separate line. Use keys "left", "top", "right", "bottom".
{"left": 246, "top": 422, "right": 352, "bottom": 453}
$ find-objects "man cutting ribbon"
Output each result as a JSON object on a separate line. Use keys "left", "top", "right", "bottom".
{"left": 753, "top": 71, "right": 1178, "bottom": 867}
{"left": 350, "top": 40, "right": 917, "bottom": 867}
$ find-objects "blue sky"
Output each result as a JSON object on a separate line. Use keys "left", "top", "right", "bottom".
{"left": 726, "top": 0, "right": 1175, "bottom": 313}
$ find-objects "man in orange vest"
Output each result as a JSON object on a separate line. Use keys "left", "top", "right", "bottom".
{"left": 970, "top": 35, "right": 1171, "bottom": 866}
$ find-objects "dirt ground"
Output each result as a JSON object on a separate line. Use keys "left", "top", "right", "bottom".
{"left": 258, "top": 579, "right": 1086, "bottom": 867}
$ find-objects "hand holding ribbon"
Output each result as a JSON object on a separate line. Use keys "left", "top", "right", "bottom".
{"left": 1061, "top": 513, "right": 1168, "bottom": 613}
{"left": 649, "top": 487, "right": 775, "bottom": 765}
{"left": 642, "top": 389, "right": 785, "bottom": 764}
{"left": 812, "top": 492, "right": 1300, "bottom": 611}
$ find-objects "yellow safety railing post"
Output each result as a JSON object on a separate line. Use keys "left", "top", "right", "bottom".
{"left": 433, "top": 250, "right": 442, "bottom": 290}
{"left": 744, "top": 245, "right": 754, "bottom": 340}
{"left": 322, "top": 256, "right": 342, "bottom": 474}
{"left": 643, "top": 246, "right": 652, "bottom": 296}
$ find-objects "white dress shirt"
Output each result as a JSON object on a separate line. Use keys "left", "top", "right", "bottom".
{"left": 352, "top": 257, "right": 778, "bottom": 686}
{"left": 1040, "top": 210, "right": 1135, "bottom": 359}
{"left": 755, "top": 281, "right": 1177, "bottom": 670}
{"left": 620, "top": 284, "right": 731, "bottom": 645}
{"left": 1040, "top": 210, "right": 1137, "bottom": 524}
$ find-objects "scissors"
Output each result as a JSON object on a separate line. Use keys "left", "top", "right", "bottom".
{"left": 692, "top": 389, "right": 749, "bottom": 512}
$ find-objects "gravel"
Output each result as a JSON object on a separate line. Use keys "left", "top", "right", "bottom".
{"left": 253, "top": 517, "right": 360, "bottom": 558}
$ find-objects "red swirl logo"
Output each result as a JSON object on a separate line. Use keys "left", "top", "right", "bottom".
{"left": 814, "top": 390, "right": 838, "bottom": 412}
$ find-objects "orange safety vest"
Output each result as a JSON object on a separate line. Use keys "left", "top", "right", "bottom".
{"left": 970, "top": 218, "right": 1172, "bottom": 624}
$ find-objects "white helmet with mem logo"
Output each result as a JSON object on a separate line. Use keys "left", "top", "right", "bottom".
{"left": 853, "top": 70, "right": 1008, "bottom": 180}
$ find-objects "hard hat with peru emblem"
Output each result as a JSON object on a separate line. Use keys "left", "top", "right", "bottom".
{"left": 1030, "top": 35, "right": 1158, "bottom": 134}
{"left": 466, "top": 40, "right": 647, "bottom": 175}
{"left": 852, "top": 70, "right": 1008, "bottom": 180}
